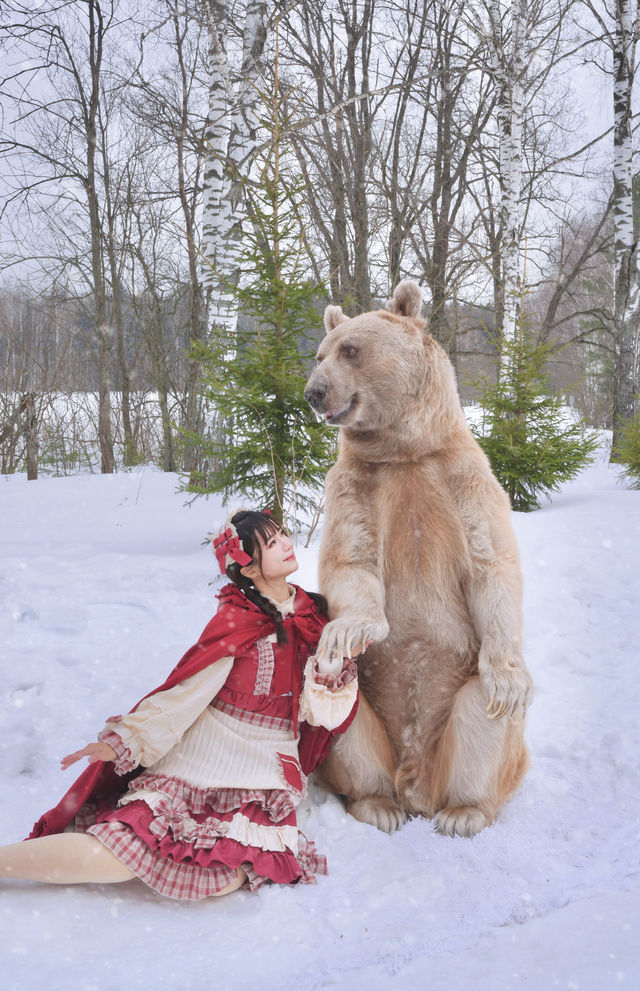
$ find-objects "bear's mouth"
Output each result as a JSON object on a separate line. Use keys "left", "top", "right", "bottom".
{"left": 323, "top": 394, "right": 357, "bottom": 425}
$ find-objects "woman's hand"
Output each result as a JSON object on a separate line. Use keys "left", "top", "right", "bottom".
{"left": 60, "top": 742, "right": 117, "bottom": 771}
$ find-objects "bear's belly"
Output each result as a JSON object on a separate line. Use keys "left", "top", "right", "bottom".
{"left": 358, "top": 635, "right": 475, "bottom": 763}
{"left": 373, "top": 461, "right": 475, "bottom": 641}
{"left": 362, "top": 461, "right": 479, "bottom": 752}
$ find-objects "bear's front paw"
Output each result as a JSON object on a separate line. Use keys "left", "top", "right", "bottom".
{"left": 479, "top": 656, "right": 533, "bottom": 719}
{"left": 317, "top": 616, "right": 389, "bottom": 662}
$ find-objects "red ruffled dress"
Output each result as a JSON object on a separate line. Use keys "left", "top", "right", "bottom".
{"left": 54, "top": 584, "right": 357, "bottom": 900}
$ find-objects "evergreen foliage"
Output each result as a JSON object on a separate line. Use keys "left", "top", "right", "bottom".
{"left": 183, "top": 66, "right": 335, "bottom": 527}
{"left": 612, "top": 404, "right": 640, "bottom": 486}
{"left": 471, "top": 321, "right": 599, "bottom": 512}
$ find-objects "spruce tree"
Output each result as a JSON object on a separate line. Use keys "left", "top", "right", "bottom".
{"left": 183, "top": 57, "right": 334, "bottom": 527}
{"left": 471, "top": 318, "right": 599, "bottom": 512}
{"left": 612, "top": 404, "right": 640, "bottom": 487}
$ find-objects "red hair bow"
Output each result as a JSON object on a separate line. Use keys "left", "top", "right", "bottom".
{"left": 213, "top": 525, "right": 252, "bottom": 574}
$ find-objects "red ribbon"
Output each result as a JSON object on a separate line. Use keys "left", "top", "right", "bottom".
{"left": 213, "top": 527, "right": 252, "bottom": 573}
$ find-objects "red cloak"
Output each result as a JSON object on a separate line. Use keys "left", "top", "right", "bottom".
{"left": 28, "top": 584, "right": 357, "bottom": 839}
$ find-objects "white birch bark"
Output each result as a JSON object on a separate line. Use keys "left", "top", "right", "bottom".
{"left": 200, "top": 1, "right": 236, "bottom": 340}
{"left": 484, "top": 0, "right": 527, "bottom": 371}
{"left": 612, "top": 0, "right": 640, "bottom": 434}
{"left": 200, "top": 0, "right": 269, "bottom": 341}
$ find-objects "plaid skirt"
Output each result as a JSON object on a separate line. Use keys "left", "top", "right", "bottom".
{"left": 74, "top": 772, "right": 327, "bottom": 900}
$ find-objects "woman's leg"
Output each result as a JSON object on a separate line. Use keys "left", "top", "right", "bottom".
{"left": 213, "top": 868, "right": 247, "bottom": 896}
{"left": 1, "top": 835, "right": 247, "bottom": 893}
{"left": 0, "top": 834, "right": 136, "bottom": 884}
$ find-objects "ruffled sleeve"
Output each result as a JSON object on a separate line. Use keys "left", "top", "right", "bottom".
{"left": 97, "top": 727, "right": 137, "bottom": 775}
{"left": 99, "top": 655, "right": 235, "bottom": 770}
{"left": 298, "top": 655, "right": 358, "bottom": 730}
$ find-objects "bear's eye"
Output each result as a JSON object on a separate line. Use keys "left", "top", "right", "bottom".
{"left": 316, "top": 355, "right": 324, "bottom": 364}
{"left": 342, "top": 344, "right": 358, "bottom": 359}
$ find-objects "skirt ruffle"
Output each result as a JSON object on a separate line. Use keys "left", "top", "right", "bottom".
{"left": 120, "top": 772, "right": 298, "bottom": 821}
{"left": 74, "top": 774, "right": 327, "bottom": 899}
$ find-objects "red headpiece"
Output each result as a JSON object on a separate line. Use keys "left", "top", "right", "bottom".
{"left": 209, "top": 511, "right": 253, "bottom": 574}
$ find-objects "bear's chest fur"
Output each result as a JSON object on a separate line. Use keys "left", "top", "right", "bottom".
{"left": 365, "top": 457, "right": 473, "bottom": 595}
{"left": 348, "top": 457, "right": 479, "bottom": 729}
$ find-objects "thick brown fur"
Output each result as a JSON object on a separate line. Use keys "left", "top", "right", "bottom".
{"left": 304, "top": 280, "right": 533, "bottom": 837}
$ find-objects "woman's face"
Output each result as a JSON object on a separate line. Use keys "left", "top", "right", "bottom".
{"left": 253, "top": 527, "right": 298, "bottom": 584}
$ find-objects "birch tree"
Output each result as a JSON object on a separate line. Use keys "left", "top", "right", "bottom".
{"left": 610, "top": 0, "right": 639, "bottom": 442}
{"left": 175, "top": 0, "right": 269, "bottom": 479}
{"left": 485, "top": 0, "right": 527, "bottom": 361}
{"left": 200, "top": 0, "right": 270, "bottom": 338}
{"left": 468, "top": 0, "right": 577, "bottom": 369}
{"left": 580, "top": 0, "right": 640, "bottom": 447}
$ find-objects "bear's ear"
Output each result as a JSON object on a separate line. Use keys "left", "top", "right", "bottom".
{"left": 324, "top": 304, "right": 349, "bottom": 334}
{"left": 386, "top": 280, "right": 424, "bottom": 319}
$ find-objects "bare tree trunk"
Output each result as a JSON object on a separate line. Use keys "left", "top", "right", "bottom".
{"left": 23, "top": 393, "right": 38, "bottom": 480}
{"left": 103, "top": 154, "right": 135, "bottom": 463}
{"left": 175, "top": 0, "right": 207, "bottom": 476}
{"left": 86, "top": 0, "right": 115, "bottom": 473}
{"left": 285, "top": 0, "right": 374, "bottom": 311}
{"left": 122, "top": 0, "right": 206, "bottom": 476}
{"left": 344, "top": 0, "right": 373, "bottom": 310}
{"left": 130, "top": 223, "right": 178, "bottom": 473}
{"left": 612, "top": 0, "right": 640, "bottom": 450}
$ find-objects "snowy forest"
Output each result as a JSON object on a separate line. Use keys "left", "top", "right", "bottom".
{"left": 2, "top": 5, "right": 640, "bottom": 989}
{"left": 1, "top": 0, "right": 639, "bottom": 491}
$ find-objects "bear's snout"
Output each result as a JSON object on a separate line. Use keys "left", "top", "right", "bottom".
{"left": 304, "top": 378, "right": 328, "bottom": 411}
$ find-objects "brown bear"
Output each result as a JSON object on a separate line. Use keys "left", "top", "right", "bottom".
{"left": 303, "top": 280, "right": 532, "bottom": 837}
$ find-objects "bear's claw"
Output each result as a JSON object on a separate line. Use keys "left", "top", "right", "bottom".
{"left": 433, "top": 805, "right": 491, "bottom": 837}
{"left": 479, "top": 657, "right": 532, "bottom": 719}
{"left": 317, "top": 616, "right": 389, "bottom": 662}
{"left": 347, "top": 796, "right": 407, "bottom": 833}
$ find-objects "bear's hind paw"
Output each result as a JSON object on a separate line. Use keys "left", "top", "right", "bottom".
{"left": 347, "top": 796, "right": 407, "bottom": 833}
{"left": 433, "top": 805, "right": 492, "bottom": 838}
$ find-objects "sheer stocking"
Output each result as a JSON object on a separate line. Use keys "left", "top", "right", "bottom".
{"left": 0, "top": 833, "right": 247, "bottom": 894}
{"left": 0, "top": 834, "right": 136, "bottom": 884}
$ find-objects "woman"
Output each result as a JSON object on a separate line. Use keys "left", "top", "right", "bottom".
{"left": 0, "top": 509, "right": 360, "bottom": 899}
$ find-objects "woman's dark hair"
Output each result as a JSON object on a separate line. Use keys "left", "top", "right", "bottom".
{"left": 224, "top": 510, "right": 327, "bottom": 643}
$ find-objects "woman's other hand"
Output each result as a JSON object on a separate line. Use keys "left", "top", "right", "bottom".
{"left": 60, "top": 742, "right": 117, "bottom": 770}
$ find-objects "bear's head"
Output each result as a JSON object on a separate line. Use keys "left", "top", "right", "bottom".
{"left": 304, "top": 280, "right": 429, "bottom": 432}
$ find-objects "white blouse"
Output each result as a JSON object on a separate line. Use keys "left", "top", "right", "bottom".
{"left": 99, "top": 590, "right": 357, "bottom": 806}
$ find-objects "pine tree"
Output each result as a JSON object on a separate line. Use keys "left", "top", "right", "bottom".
{"left": 613, "top": 403, "right": 640, "bottom": 487}
{"left": 182, "top": 47, "right": 335, "bottom": 527}
{"left": 471, "top": 319, "right": 599, "bottom": 512}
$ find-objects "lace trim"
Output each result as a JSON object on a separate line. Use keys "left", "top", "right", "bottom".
{"left": 97, "top": 726, "right": 137, "bottom": 775}
{"left": 117, "top": 772, "right": 297, "bottom": 822}
{"left": 263, "top": 585, "right": 296, "bottom": 615}
{"left": 299, "top": 657, "right": 359, "bottom": 730}
{"left": 141, "top": 795, "right": 299, "bottom": 853}
{"left": 254, "top": 636, "right": 275, "bottom": 695}
{"left": 312, "top": 656, "right": 358, "bottom": 691}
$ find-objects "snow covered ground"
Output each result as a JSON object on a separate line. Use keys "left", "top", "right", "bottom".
{"left": 1, "top": 447, "right": 639, "bottom": 990}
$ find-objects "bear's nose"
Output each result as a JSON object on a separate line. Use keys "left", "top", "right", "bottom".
{"left": 304, "top": 380, "right": 327, "bottom": 409}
